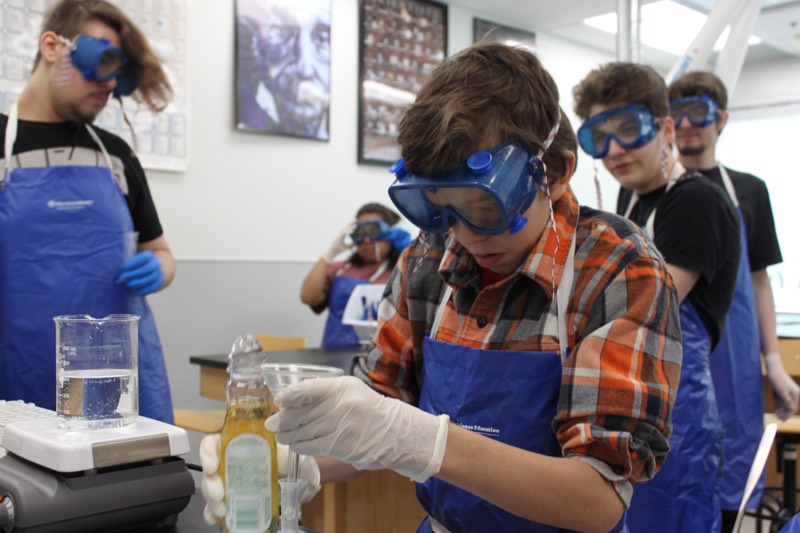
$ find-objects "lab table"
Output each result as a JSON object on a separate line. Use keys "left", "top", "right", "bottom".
{"left": 189, "top": 347, "right": 426, "bottom": 533}
{"left": 189, "top": 346, "right": 359, "bottom": 402}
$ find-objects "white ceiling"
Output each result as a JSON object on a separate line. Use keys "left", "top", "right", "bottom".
{"left": 447, "top": 0, "right": 800, "bottom": 69}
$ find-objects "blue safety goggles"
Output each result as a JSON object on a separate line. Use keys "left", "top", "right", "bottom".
{"left": 577, "top": 104, "right": 660, "bottom": 158}
{"left": 58, "top": 35, "right": 140, "bottom": 97}
{"left": 669, "top": 95, "right": 720, "bottom": 128}
{"left": 387, "top": 141, "right": 543, "bottom": 236}
{"left": 350, "top": 220, "right": 391, "bottom": 244}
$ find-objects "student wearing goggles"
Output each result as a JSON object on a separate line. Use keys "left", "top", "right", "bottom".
{"left": 57, "top": 34, "right": 140, "bottom": 98}
{"left": 350, "top": 219, "right": 411, "bottom": 250}
{"left": 576, "top": 104, "right": 660, "bottom": 158}
{"left": 669, "top": 90, "right": 729, "bottom": 161}
{"left": 574, "top": 61, "right": 743, "bottom": 533}
{"left": 2, "top": 0, "right": 176, "bottom": 428}
{"left": 350, "top": 220, "right": 390, "bottom": 244}
{"left": 669, "top": 72, "right": 799, "bottom": 533}
{"left": 300, "top": 203, "right": 410, "bottom": 349}
{"left": 668, "top": 94, "right": 720, "bottom": 128}
{"left": 388, "top": 131, "right": 556, "bottom": 237}
{"left": 210, "top": 43, "right": 684, "bottom": 533}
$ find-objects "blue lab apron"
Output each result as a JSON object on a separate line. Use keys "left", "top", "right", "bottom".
{"left": 711, "top": 165, "right": 764, "bottom": 511}
{"left": 414, "top": 236, "right": 627, "bottom": 533}
{"left": 322, "top": 275, "right": 367, "bottom": 348}
{"left": 625, "top": 300, "right": 722, "bottom": 532}
{"left": 779, "top": 513, "right": 800, "bottom": 532}
{"left": 322, "top": 261, "right": 386, "bottom": 349}
{"left": 623, "top": 165, "right": 722, "bottom": 532}
{"left": 0, "top": 106, "right": 173, "bottom": 422}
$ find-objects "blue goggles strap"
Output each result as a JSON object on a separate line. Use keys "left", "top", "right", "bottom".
{"left": 58, "top": 34, "right": 140, "bottom": 97}
{"left": 577, "top": 104, "right": 660, "bottom": 158}
{"left": 350, "top": 220, "right": 391, "bottom": 243}
{"left": 669, "top": 95, "right": 720, "bottom": 128}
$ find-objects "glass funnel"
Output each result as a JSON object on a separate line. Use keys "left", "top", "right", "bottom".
{"left": 260, "top": 363, "right": 344, "bottom": 533}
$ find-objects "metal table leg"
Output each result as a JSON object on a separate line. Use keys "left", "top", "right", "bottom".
{"left": 782, "top": 442, "right": 797, "bottom": 516}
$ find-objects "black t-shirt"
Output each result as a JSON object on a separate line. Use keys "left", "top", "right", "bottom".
{"left": 693, "top": 166, "right": 782, "bottom": 272}
{"left": 617, "top": 173, "right": 741, "bottom": 349}
{"left": 0, "top": 114, "right": 163, "bottom": 242}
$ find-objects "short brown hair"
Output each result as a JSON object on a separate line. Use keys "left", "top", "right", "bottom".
{"left": 573, "top": 62, "right": 669, "bottom": 120}
{"left": 36, "top": 0, "right": 172, "bottom": 112}
{"left": 667, "top": 71, "right": 728, "bottom": 110}
{"left": 397, "top": 41, "right": 577, "bottom": 184}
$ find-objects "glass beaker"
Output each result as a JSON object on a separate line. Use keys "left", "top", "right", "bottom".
{"left": 260, "top": 363, "right": 344, "bottom": 533}
{"left": 54, "top": 314, "right": 139, "bottom": 430}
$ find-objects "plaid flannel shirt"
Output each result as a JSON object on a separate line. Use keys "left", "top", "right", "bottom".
{"left": 353, "top": 189, "right": 681, "bottom": 505}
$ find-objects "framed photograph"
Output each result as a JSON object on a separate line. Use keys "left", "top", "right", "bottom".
{"left": 358, "top": 0, "right": 448, "bottom": 166}
{"left": 235, "top": 0, "right": 331, "bottom": 141}
{"left": 473, "top": 18, "right": 536, "bottom": 52}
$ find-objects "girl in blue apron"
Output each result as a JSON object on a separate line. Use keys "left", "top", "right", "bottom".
{"left": 0, "top": 102, "right": 173, "bottom": 423}
{"left": 301, "top": 203, "right": 411, "bottom": 348}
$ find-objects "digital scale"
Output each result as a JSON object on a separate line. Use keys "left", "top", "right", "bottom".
{"left": 0, "top": 413, "right": 195, "bottom": 532}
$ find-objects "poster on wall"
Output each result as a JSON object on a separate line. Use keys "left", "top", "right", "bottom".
{"left": 358, "top": 0, "right": 447, "bottom": 166}
{"left": 235, "top": 0, "right": 331, "bottom": 141}
{"left": 473, "top": 18, "right": 536, "bottom": 51}
{"left": 0, "top": 0, "right": 191, "bottom": 172}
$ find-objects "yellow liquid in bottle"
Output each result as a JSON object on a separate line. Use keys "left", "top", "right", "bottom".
{"left": 220, "top": 400, "right": 279, "bottom": 533}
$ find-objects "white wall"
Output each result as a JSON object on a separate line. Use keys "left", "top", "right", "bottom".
{"left": 147, "top": 0, "right": 392, "bottom": 262}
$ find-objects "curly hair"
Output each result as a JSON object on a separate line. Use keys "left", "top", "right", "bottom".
{"left": 573, "top": 62, "right": 669, "bottom": 120}
{"left": 35, "top": 0, "right": 172, "bottom": 112}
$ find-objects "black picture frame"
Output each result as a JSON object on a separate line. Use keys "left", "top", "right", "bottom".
{"left": 357, "top": 0, "right": 448, "bottom": 166}
{"left": 473, "top": 17, "right": 536, "bottom": 51}
{"left": 234, "top": 0, "right": 332, "bottom": 141}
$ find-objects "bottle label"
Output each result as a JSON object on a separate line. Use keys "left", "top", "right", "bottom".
{"left": 225, "top": 433, "right": 272, "bottom": 533}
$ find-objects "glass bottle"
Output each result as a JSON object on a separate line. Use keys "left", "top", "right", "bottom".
{"left": 219, "top": 335, "right": 279, "bottom": 533}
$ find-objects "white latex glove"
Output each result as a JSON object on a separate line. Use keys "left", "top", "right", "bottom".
{"left": 198, "top": 433, "right": 322, "bottom": 526}
{"left": 265, "top": 376, "right": 450, "bottom": 482}
{"left": 321, "top": 222, "right": 356, "bottom": 263}
{"left": 765, "top": 353, "right": 800, "bottom": 421}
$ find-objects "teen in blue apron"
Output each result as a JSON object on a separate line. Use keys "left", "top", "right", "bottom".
{"left": 414, "top": 233, "right": 627, "bottom": 533}
{"left": 711, "top": 165, "right": 764, "bottom": 513}
{"left": 322, "top": 261, "right": 387, "bottom": 348}
{"left": 0, "top": 102, "right": 173, "bottom": 423}
{"left": 622, "top": 166, "right": 722, "bottom": 533}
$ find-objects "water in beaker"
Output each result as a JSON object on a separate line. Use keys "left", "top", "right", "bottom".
{"left": 54, "top": 314, "right": 139, "bottom": 430}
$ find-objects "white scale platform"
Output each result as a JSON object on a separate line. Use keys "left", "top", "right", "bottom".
{"left": 1, "top": 416, "right": 190, "bottom": 472}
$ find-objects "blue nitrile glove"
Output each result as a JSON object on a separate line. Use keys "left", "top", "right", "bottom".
{"left": 388, "top": 227, "right": 411, "bottom": 251}
{"left": 118, "top": 251, "right": 163, "bottom": 296}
